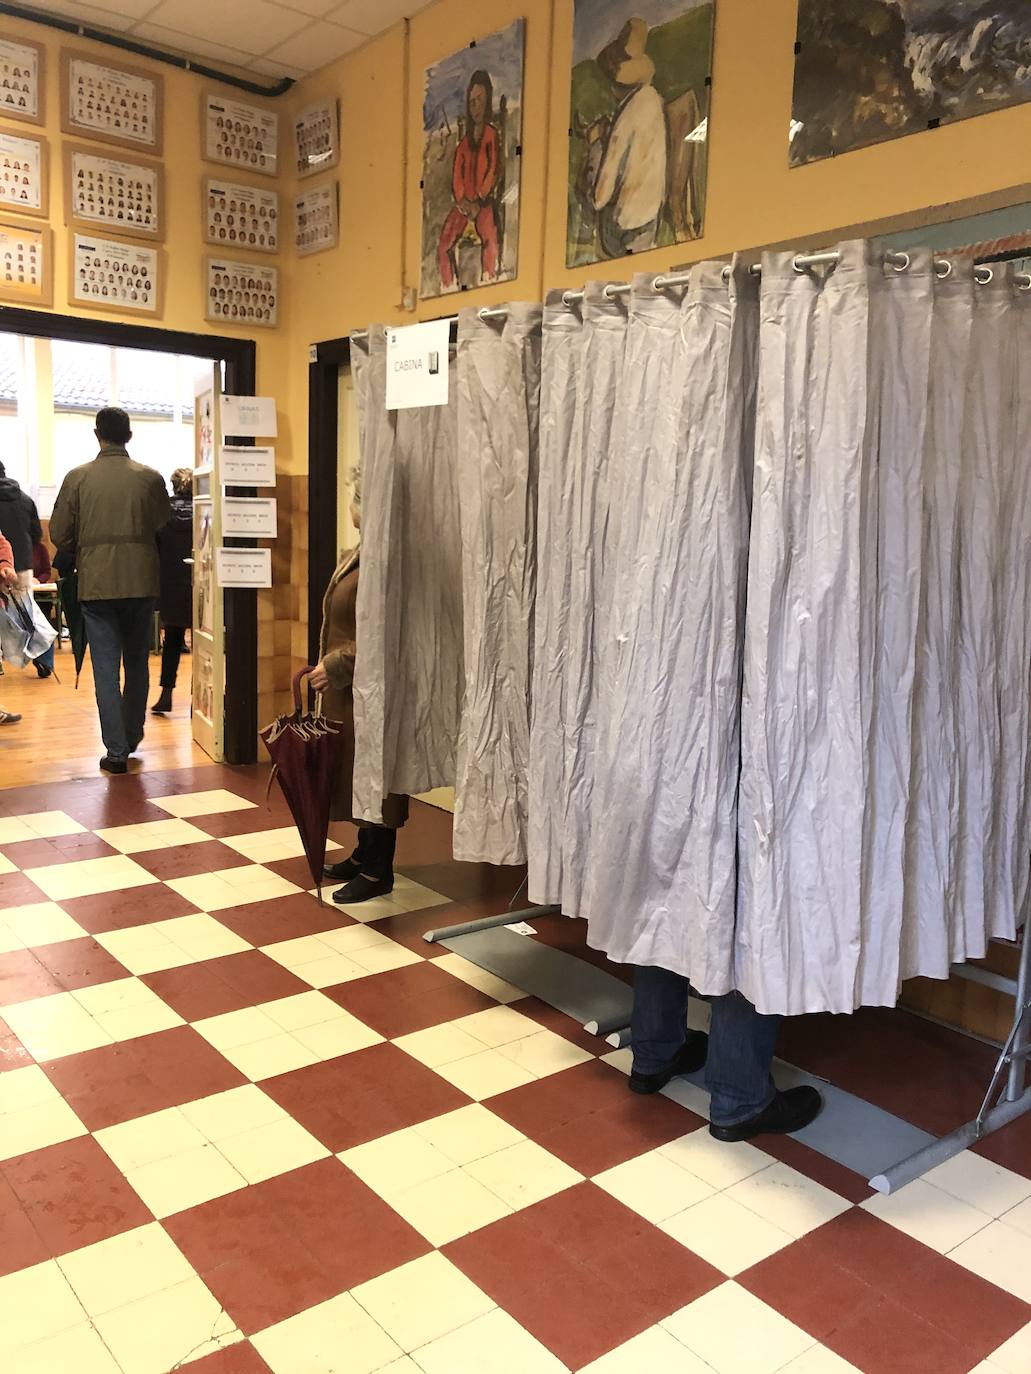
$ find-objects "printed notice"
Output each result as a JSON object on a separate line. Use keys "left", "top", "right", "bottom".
{"left": 217, "top": 547, "right": 272, "bottom": 588}
{"left": 385, "top": 318, "right": 450, "bottom": 411}
{"left": 220, "top": 394, "right": 277, "bottom": 437}
{"left": 220, "top": 445, "right": 275, "bottom": 486}
{"left": 222, "top": 496, "right": 277, "bottom": 537}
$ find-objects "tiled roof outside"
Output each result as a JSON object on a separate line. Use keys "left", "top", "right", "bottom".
{"left": 0, "top": 339, "right": 194, "bottom": 419}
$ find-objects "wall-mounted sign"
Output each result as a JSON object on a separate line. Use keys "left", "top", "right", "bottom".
{"left": 222, "top": 495, "right": 277, "bottom": 537}
{"left": 220, "top": 445, "right": 275, "bottom": 486}
{"left": 385, "top": 318, "right": 451, "bottom": 411}
{"left": 62, "top": 50, "right": 162, "bottom": 154}
{"left": 220, "top": 394, "right": 277, "bottom": 437}
{"left": 217, "top": 547, "right": 272, "bottom": 588}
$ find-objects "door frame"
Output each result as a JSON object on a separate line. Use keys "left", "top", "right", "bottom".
{"left": 1, "top": 304, "right": 258, "bottom": 764}
{"left": 307, "top": 336, "right": 350, "bottom": 666}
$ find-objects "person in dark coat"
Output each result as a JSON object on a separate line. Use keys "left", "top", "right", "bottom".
{"left": 152, "top": 467, "right": 193, "bottom": 715}
{"left": 308, "top": 478, "right": 408, "bottom": 904}
{"left": 0, "top": 461, "right": 53, "bottom": 677}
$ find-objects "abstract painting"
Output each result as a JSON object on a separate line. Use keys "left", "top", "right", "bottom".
{"left": 420, "top": 20, "right": 525, "bottom": 300}
{"left": 567, "top": 0, "right": 715, "bottom": 269}
{"left": 792, "top": 2, "right": 1031, "bottom": 166}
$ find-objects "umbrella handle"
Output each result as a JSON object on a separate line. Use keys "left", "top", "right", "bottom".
{"left": 293, "top": 666, "right": 317, "bottom": 714}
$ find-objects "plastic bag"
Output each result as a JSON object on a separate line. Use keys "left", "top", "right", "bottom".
{"left": 0, "top": 591, "right": 56, "bottom": 668}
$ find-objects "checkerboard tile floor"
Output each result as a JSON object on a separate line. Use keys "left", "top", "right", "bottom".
{"left": 2, "top": 767, "right": 1031, "bottom": 1373}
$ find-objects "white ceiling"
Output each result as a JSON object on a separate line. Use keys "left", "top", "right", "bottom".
{"left": 22, "top": 0, "right": 437, "bottom": 82}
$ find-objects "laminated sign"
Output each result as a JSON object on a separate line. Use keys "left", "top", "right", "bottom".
{"left": 385, "top": 318, "right": 450, "bottom": 410}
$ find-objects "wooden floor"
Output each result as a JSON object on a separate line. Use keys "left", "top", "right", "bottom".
{"left": 0, "top": 645, "right": 212, "bottom": 786}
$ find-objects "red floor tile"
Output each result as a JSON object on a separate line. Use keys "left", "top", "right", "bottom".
{"left": 760, "top": 1133, "right": 873, "bottom": 1204}
{"left": 0, "top": 949, "right": 63, "bottom": 1006}
{"left": 825, "top": 1295, "right": 986, "bottom": 1374}
{"left": 323, "top": 960, "right": 497, "bottom": 1037}
{"left": 132, "top": 842, "right": 253, "bottom": 881}
{"left": 511, "top": 996, "right": 608, "bottom": 1054}
{"left": 446, "top": 1182, "right": 722, "bottom": 1368}
{"left": 33, "top": 936, "right": 130, "bottom": 992}
{"left": 215, "top": 893, "right": 352, "bottom": 946}
{"left": 61, "top": 884, "right": 201, "bottom": 934}
{"left": 165, "top": 1158, "right": 429, "bottom": 1333}
{"left": 43, "top": 1026, "right": 246, "bottom": 1130}
{"left": 0, "top": 871, "right": 46, "bottom": 908}
{"left": 0, "top": 1176, "right": 48, "bottom": 1277}
{"left": 3, "top": 1135, "right": 152, "bottom": 1259}
{"left": 190, "top": 809, "right": 295, "bottom": 840}
{"left": 142, "top": 951, "right": 311, "bottom": 1022}
{"left": 366, "top": 900, "right": 474, "bottom": 958}
{"left": 261, "top": 1042, "right": 471, "bottom": 1151}
{"left": 262, "top": 856, "right": 327, "bottom": 888}
{"left": 741, "top": 1233, "right": 888, "bottom": 1342}
{"left": 185, "top": 1342, "right": 273, "bottom": 1372}
{"left": 0, "top": 1026, "right": 31, "bottom": 1073}
{"left": 0, "top": 836, "right": 119, "bottom": 869}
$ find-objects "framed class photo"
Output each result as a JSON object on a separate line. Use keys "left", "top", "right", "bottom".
{"left": 0, "top": 130, "right": 46, "bottom": 216}
{"left": 62, "top": 50, "right": 163, "bottom": 154}
{"left": 0, "top": 217, "right": 51, "bottom": 305}
{"left": 65, "top": 143, "right": 162, "bottom": 240}
{"left": 203, "top": 93, "right": 278, "bottom": 177}
{"left": 294, "top": 101, "right": 338, "bottom": 178}
{"left": 0, "top": 33, "right": 44, "bottom": 125}
{"left": 294, "top": 182, "right": 338, "bottom": 257}
{"left": 203, "top": 176, "right": 278, "bottom": 254}
{"left": 206, "top": 257, "right": 278, "bottom": 328}
{"left": 71, "top": 232, "right": 162, "bottom": 315}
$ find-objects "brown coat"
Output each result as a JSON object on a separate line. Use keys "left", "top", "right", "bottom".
{"left": 320, "top": 549, "right": 409, "bottom": 827}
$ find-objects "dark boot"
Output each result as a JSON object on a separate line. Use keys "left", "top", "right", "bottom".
{"left": 332, "top": 873, "right": 394, "bottom": 904}
{"left": 151, "top": 688, "right": 173, "bottom": 715}
{"left": 629, "top": 1032, "right": 709, "bottom": 1095}
{"left": 710, "top": 1086, "right": 823, "bottom": 1142}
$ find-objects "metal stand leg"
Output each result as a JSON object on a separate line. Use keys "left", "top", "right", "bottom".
{"left": 871, "top": 927, "right": 1031, "bottom": 1194}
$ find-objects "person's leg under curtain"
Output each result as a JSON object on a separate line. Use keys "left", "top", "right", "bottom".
{"left": 705, "top": 992, "right": 780, "bottom": 1127}
{"left": 355, "top": 824, "right": 396, "bottom": 880}
{"left": 628, "top": 965, "right": 709, "bottom": 1094}
{"left": 118, "top": 597, "right": 156, "bottom": 754}
{"left": 81, "top": 601, "right": 130, "bottom": 762}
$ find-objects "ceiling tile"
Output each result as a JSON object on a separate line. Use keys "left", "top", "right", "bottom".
{"left": 143, "top": 0, "right": 309, "bottom": 57}
{"left": 275, "top": 0, "right": 343, "bottom": 17}
{"left": 22, "top": 0, "right": 137, "bottom": 28}
{"left": 263, "top": 19, "right": 365, "bottom": 72}
{"left": 327, "top": 0, "right": 419, "bottom": 36}
{"left": 131, "top": 21, "right": 257, "bottom": 71}
{"left": 247, "top": 56, "right": 309, "bottom": 81}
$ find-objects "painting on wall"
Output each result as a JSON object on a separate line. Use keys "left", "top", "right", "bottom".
{"left": 567, "top": 0, "right": 714, "bottom": 269}
{"left": 420, "top": 20, "right": 525, "bottom": 300}
{"left": 791, "top": 2, "right": 1031, "bottom": 167}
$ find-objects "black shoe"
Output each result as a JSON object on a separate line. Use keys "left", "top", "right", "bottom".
{"left": 99, "top": 755, "right": 128, "bottom": 775}
{"left": 34, "top": 661, "right": 52, "bottom": 678}
{"left": 332, "top": 873, "right": 394, "bottom": 904}
{"left": 710, "top": 1086, "right": 824, "bottom": 1142}
{"left": 151, "top": 689, "right": 173, "bottom": 714}
{"left": 324, "top": 856, "right": 362, "bottom": 881}
{"left": 629, "top": 1032, "right": 709, "bottom": 1095}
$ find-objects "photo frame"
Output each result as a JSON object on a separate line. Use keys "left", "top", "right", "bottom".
{"left": 0, "top": 217, "right": 51, "bottom": 305}
{"left": 203, "top": 175, "right": 279, "bottom": 254}
{"left": 0, "top": 33, "right": 44, "bottom": 126}
{"left": 64, "top": 142, "right": 163, "bottom": 241}
{"left": 61, "top": 49, "right": 163, "bottom": 155}
{"left": 205, "top": 256, "right": 278, "bottom": 329}
{"left": 202, "top": 92, "right": 278, "bottom": 178}
{"left": 294, "top": 101, "right": 339, "bottom": 178}
{"left": 70, "top": 232, "right": 163, "bottom": 317}
{"left": 0, "top": 129, "right": 47, "bottom": 218}
{"left": 294, "top": 181, "right": 338, "bottom": 257}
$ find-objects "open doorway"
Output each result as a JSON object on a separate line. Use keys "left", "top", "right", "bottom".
{"left": 0, "top": 305, "right": 257, "bottom": 778}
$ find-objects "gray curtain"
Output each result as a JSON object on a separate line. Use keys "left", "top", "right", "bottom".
{"left": 579, "top": 262, "right": 757, "bottom": 993}
{"left": 351, "top": 327, "right": 464, "bottom": 822}
{"left": 453, "top": 304, "right": 543, "bottom": 863}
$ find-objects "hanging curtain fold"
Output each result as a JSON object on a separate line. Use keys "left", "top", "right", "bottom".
{"left": 453, "top": 304, "right": 543, "bottom": 864}
{"left": 351, "top": 327, "right": 464, "bottom": 822}
{"left": 578, "top": 262, "right": 757, "bottom": 992}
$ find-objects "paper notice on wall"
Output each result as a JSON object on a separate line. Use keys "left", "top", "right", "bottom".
{"left": 220, "top": 445, "right": 276, "bottom": 486}
{"left": 385, "top": 319, "right": 450, "bottom": 410}
{"left": 221, "top": 394, "right": 278, "bottom": 437}
{"left": 216, "top": 548, "right": 272, "bottom": 588}
{"left": 222, "top": 496, "right": 277, "bottom": 537}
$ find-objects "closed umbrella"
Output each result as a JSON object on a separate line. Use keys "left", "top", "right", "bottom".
{"left": 56, "top": 566, "right": 88, "bottom": 686}
{"left": 261, "top": 668, "right": 345, "bottom": 902}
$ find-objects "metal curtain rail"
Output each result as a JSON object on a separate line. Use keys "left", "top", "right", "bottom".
{"left": 0, "top": 1, "right": 294, "bottom": 98}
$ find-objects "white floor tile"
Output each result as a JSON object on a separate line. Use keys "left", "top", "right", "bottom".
{"left": 0, "top": 1063, "right": 62, "bottom": 1114}
{"left": 453, "top": 1005, "right": 539, "bottom": 1047}
{"left": 352, "top": 1252, "right": 495, "bottom": 1352}
{"left": 433, "top": 1047, "right": 538, "bottom": 1100}
{"left": 261, "top": 990, "right": 348, "bottom": 1031}
{"left": 433, "top": 952, "right": 524, "bottom": 1003}
{"left": 0, "top": 1260, "right": 88, "bottom": 1357}
{"left": 998, "top": 1193, "right": 1031, "bottom": 1238}
{"left": 253, "top": 1292, "right": 403, "bottom": 1374}
{"left": 0, "top": 811, "right": 85, "bottom": 842}
{"left": 924, "top": 1151, "right": 1031, "bottom": 1219}
{"left": 0, "top": 903, "right": 86, "bottom": 949}
{"left": 215, "top": 1032, "right": 321, "bottom": 1081}
{"left": 125, "top": 1143, "right": 247, "bottom": 1218}
{"left": 496, "top": 1030, "right": 594, "bottom": 1079}
{"left": 25, "top": 855, "right": 156, "bottom": 901}
{"left": 94, "top": 818, "right": 210, "bottom": 854}
{"left": 948, "top": 1219, "right": 1031, "bottom": 1303}
{"left": 331, "top": 874, "right": 449, "bottom": 923}
{"left": 776, "top": 1348, "right": 864, "bottom": 1373}
{"left": 292, "top": 1011, "right": 384, "bottom": 1060}
{"left": 388, "top": 1167, "right": 512, "bottom": 1246}
{"left": 341, "top": 1126, "right": 455, "bottom": 1198}
{"left": 152, "top": 912, "right": 251, "bottom": 961}
{"left": 0, "top": 1098, "right": 88, "bottom": 1161}
{"left": 663, "top": 1282, "right": 815, "bottom": 1374}
{"left": 415, "top": 1104, "right": 526, "bottom": 1166}
{"left": 726, "top": 1162, "right": 851, "bottom": 1239}
{"left": 4, "top": 1322, "right": 122, "bottom": 1374}
{"left": 465, "top": 1139, "right": 583, "bottom": 1211}
{"left": 221, "top": 825, "right": 306, "bottom": 862}
{"left": 57, "top": 1223, "right": 195, "bottom": 1316}
{"left": 178, "top": 1084, "right": 287, "bottom": 1142}
{"left": 411, "top": 1307, "right": 567, "bottom": 1374}
{"left": 290, "top": 952, "right": 369, "bottom": 989}
{"left": 93, "top": 1275, "right": 240, "bottom": 1373}
{"left": 395, "top": 1022, "right": 486, "bottom": 1069}
{"left": 595, "top": 1150, "right": 714, "bottom": 1224}
{"left": 658, "top": 1129, "right": 773, "bottom": 1191}
{"left": 214, "top": 1116, "right": 329, "bottom": 1184}
{"left": 94, "top": 1105, "right": 208, "bottom": 1172}
{"left": 2, "top": 992, "right": 113, "bottom": 1061}
{"left": 166, "top": 866, "right": 300, "bottom": 912}
{"left": 661, "top": 1192, "right": 795, "bottom": 1276}
{"left": 986, "top": 1319, "right": 1031, "bottom": 1374}
{"left": 578, "top": 1324, "right": 715, "bottom": 1373}
{"left": 194, "top": 1005, "right": 285, "bottom": 1051}
{"left": 150, "top": 789, "right": 257, "bottom": 818}
{"left": 862, "top": 1177, "right": 994, "bottom": 1253}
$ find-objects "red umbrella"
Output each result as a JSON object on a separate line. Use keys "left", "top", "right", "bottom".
{"left": 261, "top": 668, "right": 345, "bottom": 903}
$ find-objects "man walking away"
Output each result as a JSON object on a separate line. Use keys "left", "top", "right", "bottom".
{"left": 0, "top": 461, "right": 54, "bottom": 677}
{"left": 50, "top": 407, "right": 170, "bottom": 774}
{"left": 0, "top": 529, "right": 20, "bottom": 723}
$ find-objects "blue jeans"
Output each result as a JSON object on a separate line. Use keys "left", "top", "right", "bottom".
{"left": 631, "top": 965, "right": 781, "bottom": 1127}
{"left": 81, "top": 598, "right": 155, "bottom": 763}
